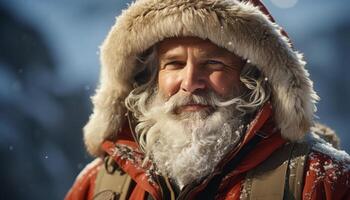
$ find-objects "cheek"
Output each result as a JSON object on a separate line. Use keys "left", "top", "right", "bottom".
{"left": 209, "top": 71, "right": 241, "bottom": 96}
{"left": 158, "top": 71, "right": 181, "bottom": 97}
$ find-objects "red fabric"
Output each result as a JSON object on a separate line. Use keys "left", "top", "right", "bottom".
{"left": 65, "top": 146, "right": 350, "bottom": 200}
{"left": 215, "top": 133, "right": 286, "bottom": 200}
{"left": 220, "top": 175, "right": 243, "bottom": 200}
{"left": 65, "top": 102, "right": 350, "bottom": 200}
{"left": 65, "top": 159, "right": 103, "bottom": 200}
{"left": 129, "top": 185, "right": 147, "bottom": 200}
{"left": 302, "top": 152, "right": 350, "bottom": 200}
{"left": 102, "top": 141, "right": 162, "bottom": 200}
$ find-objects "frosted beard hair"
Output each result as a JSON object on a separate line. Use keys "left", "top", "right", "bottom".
{"left": 137, "top": 90, "right": 247, "bottom": 188}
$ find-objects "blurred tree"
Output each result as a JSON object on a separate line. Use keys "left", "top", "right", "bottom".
{"left": 0, "top": 4, "right": 91, "bottom": 200}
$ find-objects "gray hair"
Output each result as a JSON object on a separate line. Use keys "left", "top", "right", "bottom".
{"left": 125, "top": 47, "right": 271, "bottom": 152}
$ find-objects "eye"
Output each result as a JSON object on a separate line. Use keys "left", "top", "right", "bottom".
{"left": 162, "top": 61, "right": 185, "bottom": 70}
{"left": 204, "top": 60, "right": 226, "bottom": 70}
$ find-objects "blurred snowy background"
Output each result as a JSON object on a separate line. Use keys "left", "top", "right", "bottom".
{"left": 0, "top": 0, "right": 349, "bottom": 199}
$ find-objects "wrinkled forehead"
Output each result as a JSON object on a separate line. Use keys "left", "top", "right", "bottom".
{"left": 155, "top": 37, "right": 246, "bottom": 66}
{"left": 156, "top": 37, "right": 245, "bottom": 64}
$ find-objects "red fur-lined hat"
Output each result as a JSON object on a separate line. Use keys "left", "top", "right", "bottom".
{"left": 84, "top": 0, "right": 319, "bottom": 156}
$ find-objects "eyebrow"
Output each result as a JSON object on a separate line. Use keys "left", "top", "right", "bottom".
{"left": 159, "top": 54, "right": 184, "bottom": 61}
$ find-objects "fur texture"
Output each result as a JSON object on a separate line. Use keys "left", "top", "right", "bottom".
{"left": 84, "top": 0, "right": 318, "bottom": 156}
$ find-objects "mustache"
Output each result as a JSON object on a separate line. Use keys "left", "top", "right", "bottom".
{"left": 161, "top": 91, "right": 242, "bottom": 114}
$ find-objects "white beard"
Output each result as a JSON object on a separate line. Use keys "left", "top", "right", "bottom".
{"left": 137, "top": 91, "right": 246, "bottom": 188}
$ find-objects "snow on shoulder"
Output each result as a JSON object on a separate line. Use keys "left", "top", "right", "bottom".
{"left": 305, "top": 132, "right": 350, "bottom": 170}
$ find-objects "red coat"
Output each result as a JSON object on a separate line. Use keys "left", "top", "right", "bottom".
{"left": 65, "top": 105, "right": 350, "bottom": 200}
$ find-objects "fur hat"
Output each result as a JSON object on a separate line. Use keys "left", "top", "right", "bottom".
{"left": 84, "top": 0, "right": 319, "bottom": 156}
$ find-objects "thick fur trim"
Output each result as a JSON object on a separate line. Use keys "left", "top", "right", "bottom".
{"left": 84, "top": 0, "right": 319, "bottom": 156}
{"left": 311, "top": 123, "right": 340, "bottom": 149}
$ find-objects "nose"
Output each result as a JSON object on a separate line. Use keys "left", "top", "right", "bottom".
{"left": 180, "top": 62, "right": 206, "bottom": 93}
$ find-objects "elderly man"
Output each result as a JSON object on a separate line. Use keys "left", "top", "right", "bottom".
{"left": 66, "top": 0, "right": 350, "bottom": 199}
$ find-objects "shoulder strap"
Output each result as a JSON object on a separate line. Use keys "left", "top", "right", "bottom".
{"left": 93, "top": 156, "right": 133, "bottom": 200}
{"left": 241, "top": 142, "right": 309, "bottom": 200}
{"left": 284, "top": 143, "right": 309, "bottom": 200}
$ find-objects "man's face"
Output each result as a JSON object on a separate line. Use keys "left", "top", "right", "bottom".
{"left": 132, "top": 37, "right": 247, "bottom": 187}
{"left": 157, "top": 37, "right": 245, "bottom": 114}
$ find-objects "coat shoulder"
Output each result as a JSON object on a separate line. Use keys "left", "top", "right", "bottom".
{"left": 302, "top": 133, "right": 350, "bottom": 199}
{"left": 65, "top": 158, "right": 104, "bottom": 200}
{"left": 305, "top": 131, "right": 350, "bottom": 168}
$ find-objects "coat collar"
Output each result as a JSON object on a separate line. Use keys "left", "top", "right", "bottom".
{"left": 101, "top": 102, "right": 287, "bottom": 199}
